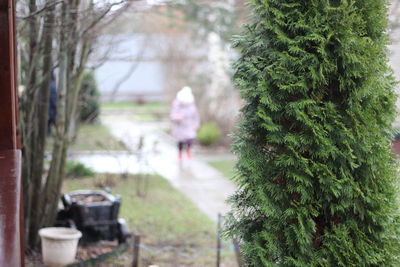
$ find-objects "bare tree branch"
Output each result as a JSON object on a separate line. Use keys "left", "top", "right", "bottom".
{"left": 17, "top": 0, "right": 64, "bottom": 20}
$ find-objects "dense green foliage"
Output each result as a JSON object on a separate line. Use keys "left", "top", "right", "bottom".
{"left": 197, "top": 122, "right": 222, "bottom": 146}
{"left": 65, "top": 161, "right": 94, "bottom": 178}
{"left": 79, "top": 70, "right": 100, "bottom": 123}
{"left": 227, "top": 0, "right": 400, "bottom": 266}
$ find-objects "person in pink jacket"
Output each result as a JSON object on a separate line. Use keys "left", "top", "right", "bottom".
{"left": 170, "top": 86, "right": 200, "bottom": 160}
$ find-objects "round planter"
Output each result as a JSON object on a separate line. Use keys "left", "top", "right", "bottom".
{"left": 39, "top": 227, "right": 82, "bottom": 267}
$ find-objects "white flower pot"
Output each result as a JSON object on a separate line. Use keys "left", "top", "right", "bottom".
{"left": 39, "top": 227, "right": 82, "bottom": 267}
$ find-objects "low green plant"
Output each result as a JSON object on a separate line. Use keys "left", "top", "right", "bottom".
{"left": 197, "top": 122, "right": 221, "bottom": 146}
{"left": 79, "top": 70, "right": 100, "bottom": 124}
{"left": 65, "top": 161, "right": 94, "bottom": 178}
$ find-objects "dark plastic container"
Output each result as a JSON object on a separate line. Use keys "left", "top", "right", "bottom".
{"left": 57, "top": 190, "right": 128, "bottom": 243}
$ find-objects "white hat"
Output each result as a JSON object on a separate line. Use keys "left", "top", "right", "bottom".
{"left": 176, "top": 86, "right": 194, "bottom": 104}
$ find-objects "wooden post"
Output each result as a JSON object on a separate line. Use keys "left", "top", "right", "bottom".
{"left": 232, "top": 238, "right": 243, "bottom": 267}
{"left": 0, "top": 0, "right": 18, "bottom": 150}
{"left": 132, "top": 235, "right": 141, "bottom": 267}
{"left": 0, "top": 0, "right": 23, "bottom": 266}
{"left": 216, "top": 213, "right": 222, "bottom": 267}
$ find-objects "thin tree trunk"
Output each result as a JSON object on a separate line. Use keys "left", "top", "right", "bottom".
{"left": 44, "top": 144, "right": 68, "bottom": 226}
{"left": 21, "top": 0, "right": 130, "bottom": 248}
{"left": 41, "top": 0, "right": 69, "bottom": 229}
{"left": 22, "top": 0, "right": 39, "bottom": 246}
{"left": 27, "top": 3, "right": 56, "bottom": 248}
{"left": 68, "top": 39, "right": 90, "bottom": 139}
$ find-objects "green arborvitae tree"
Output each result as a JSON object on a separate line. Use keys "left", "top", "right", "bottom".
{"left": 227, "top": 0, "right": 400, "bottom": 266}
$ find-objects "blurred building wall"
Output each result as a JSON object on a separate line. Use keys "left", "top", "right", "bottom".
{"left": 91, "top": 34, "right": 164, "bottom": 102}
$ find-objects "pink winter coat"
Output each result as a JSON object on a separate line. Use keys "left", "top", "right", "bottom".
{"left": 170, "top": 99, "right": 200, "bottom": 142}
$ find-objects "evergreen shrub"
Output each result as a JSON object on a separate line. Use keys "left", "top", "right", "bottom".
{"left": 79, "top": 70, "right": 100, "bottom": 123}
{"left": 226, "top": 0, "right": 400, "bottom": 266}
{"left": 197, "top": 122, "right": 222, "bottom": 146}
{"left": 65, "top": 161, "right": 94, "bottom": 178}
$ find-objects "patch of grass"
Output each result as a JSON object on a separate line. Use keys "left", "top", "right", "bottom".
{"left": 133, "top": 113, "right": 160, "bottom": 121}
{"left": 101, "top": 102, "right": 137, "bottom": 110}
{"left": 101, "top": 101, "right": 167, "bottom": 112}
{"left": 208, "top": 159, "right": 236, "bottom": 179}
{"left": 47, "top": 123, "right": 126, "bottom": 152}
{"left": 70, "top": 124, "right": 126, "bottom": 151}
{"left": 102, "top": 102, "right": 168, "bottom": 122}
{"left": 62, "top": 174, "right": 235, "bottom": 266}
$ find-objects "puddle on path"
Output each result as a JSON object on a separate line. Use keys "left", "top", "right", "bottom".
{"left": 73, "top": 153, "right": 154, "bottom": 174}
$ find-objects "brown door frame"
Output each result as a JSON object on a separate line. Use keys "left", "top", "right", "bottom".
{"left": 0, "top": 0, "right": 18, "bottom": 150}
{"left": 0, "top": 0, "right": 24, "bottom": 266}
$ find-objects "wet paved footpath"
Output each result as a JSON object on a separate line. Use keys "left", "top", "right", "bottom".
{"left": 97, "top": 113, "right": 236, "bottom": 221}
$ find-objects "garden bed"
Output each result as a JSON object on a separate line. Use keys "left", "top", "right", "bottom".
{"left": 62, "top": 173, "right": 236, "bottom": 266}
